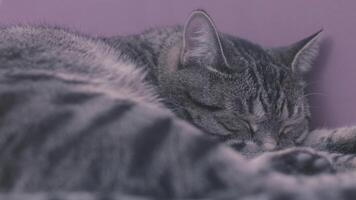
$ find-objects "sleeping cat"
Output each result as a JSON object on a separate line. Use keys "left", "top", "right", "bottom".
{"left": 0, "top": 9, "right": 356, "bottom": 199}
{"left": 104, "top": 10, "right": 356, "bottom": 168}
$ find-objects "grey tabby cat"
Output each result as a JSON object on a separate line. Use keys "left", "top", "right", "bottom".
{"left": 105, "top": 10, "right": 356, "bottom": 170}
{"left": 0, "top": 9, "right": 356, "bottom": 200}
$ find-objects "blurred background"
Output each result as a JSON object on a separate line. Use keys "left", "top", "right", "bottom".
{"left": 0, "top": 0, "right": 355, "bottom": 129}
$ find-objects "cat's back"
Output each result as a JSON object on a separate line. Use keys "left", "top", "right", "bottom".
{"left": 0, "top": 25, "right": 160, "bottom": 104}
{"left": 0, "top": 25, "right": 247, "bottom": 196}
{"left": 0, "top": 25, "right": 105, "bottom": 70}
{"left": 0, "top": 25, "right": 173, "bottom": 192}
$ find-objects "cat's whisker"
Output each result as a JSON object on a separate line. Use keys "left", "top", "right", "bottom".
{"left": 303, "top": 92, "right": 328, "bottom": 98}
{"left": 304, "top": 80, "right": 324, "bottom": 87}
{"left": 297, "top": 92, "right": 328, "bottom": 102}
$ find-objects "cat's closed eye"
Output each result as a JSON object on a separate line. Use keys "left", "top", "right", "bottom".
{"left": 279, "top": 124, "right": 294, "bottom": 137}
{"left": 240, "top": 119, "right": 255, "bottom": 137}
{"left": 214, "top": 113, "right": 254, "bottom": 139}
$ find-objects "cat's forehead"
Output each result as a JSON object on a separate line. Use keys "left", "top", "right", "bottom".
{"left": 223, "top": 35, "right": 295, "bottom": 96}
{"left": 230, "top": 60, "right": 301, "bottom": 118}
{"left": 244, "top": 65, "right": 294, "bottom": 100}
{"left": 222, "top": 34, "right": 274, "bottom": 68}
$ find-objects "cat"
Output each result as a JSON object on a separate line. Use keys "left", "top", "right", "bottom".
{"left": 0, "top": 9, "right": 356, "bottom": 199}
{"left": 103, "top": 10, "right": 356, "bottom": 170}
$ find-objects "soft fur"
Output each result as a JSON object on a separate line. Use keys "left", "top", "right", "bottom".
{"left": 105, "top": 10, "right": 356, "bottom": 166}
{"left": 0, "top": 9, "right": 356, "bottom": 200}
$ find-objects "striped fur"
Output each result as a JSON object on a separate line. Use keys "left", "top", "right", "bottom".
{"left": 116, "top": 11, "right": 315, "bottom": 155}
{"left": 305, "top": 127, "right": 356, "bottom": 171}
{"left": 3, "top": 71, "right": 350, "bottom": 199}
{"left": 104, "top": 10, "right": 356, "bottom": 170}
{"left": 1, "top": 9, "right": 356, "bottom": 200}
{"left": 0, "top": 70, "right": 248, "bottom": 197}
{"left": 106, "top": 11, "right": 356, "bottom": 171}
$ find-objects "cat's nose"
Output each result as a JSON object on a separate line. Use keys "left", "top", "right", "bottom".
{"left": 261, "top": 137, "right": 277, "bottom": 151}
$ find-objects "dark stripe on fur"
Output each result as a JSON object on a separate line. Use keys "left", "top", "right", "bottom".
{"left": 187, "top": 136, "right": 218, "bottom": 163}
{"left": 186, "top": 92, "right": 222, "bottom": 112}
{"left": 0, "top": 91, "right": 26, "bottom": 120}
{"left": 12, "top": 111, "right": 74, "bottom": 156}
{"left": 47, "top": 101, "right": 134, "bottom": 167}
{"left": 53, "top": 92, "right": 101, "bottom": 105}
{"left": 6, "top": 74, "right": 54, "bottom": 82}
{"left": 129, "top": 117, "right": 172, "bottom": 176}
{"left": 5, "top": 73, "right": 88, "bottom": 85}
{"left": 230, "top": 142, "right": 246, "bottom": 151}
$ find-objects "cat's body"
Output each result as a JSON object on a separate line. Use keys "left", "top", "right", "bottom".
{"left": 0, "top": 24, "right": 295, "bottom": 198}
{"left": 0, "top": 25, "right": 238, "bottom": 196}
{"left": 1, "top": 10, "right": 356, "bottom": 199}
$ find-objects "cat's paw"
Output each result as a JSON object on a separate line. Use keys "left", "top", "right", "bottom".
{"left": 306, "top": 127, "right": 356, "bottom": 154}
{"left": 252, "top": 148, "right": 335, "bottom": 175}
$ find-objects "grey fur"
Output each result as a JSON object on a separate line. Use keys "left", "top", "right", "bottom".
{"left": 103, "top": 11, "right": 312, "bottom": 153}
{"left": 0, "top": 9, "right": 356, "bottom": 200}
{"left": 103, "top": 10, "right": 356, "bottom": 171}
{"left": 0, "top": 25, "right": 161, "bottom": 105}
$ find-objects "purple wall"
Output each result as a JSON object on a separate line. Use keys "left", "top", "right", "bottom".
{"left": 0, "top": 0, "right": 355, "bottom": 129}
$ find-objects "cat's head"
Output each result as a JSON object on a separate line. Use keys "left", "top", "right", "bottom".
{"left": 162, "top": 10, "right": 322, "bottom": 154}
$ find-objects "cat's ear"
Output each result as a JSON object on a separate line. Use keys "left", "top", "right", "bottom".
{"left": 181, "top": 10, "right": 229, "bottom": 71}
{"left": 271, "top": 30, "right": 323, "bottom": 74}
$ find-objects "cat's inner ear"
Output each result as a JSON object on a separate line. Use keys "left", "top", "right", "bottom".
{"left": 271, "top": 30, "right": 323, "bottom": 74}
{"left": 181, "top": 10, "right": 229, "bottom": 71}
